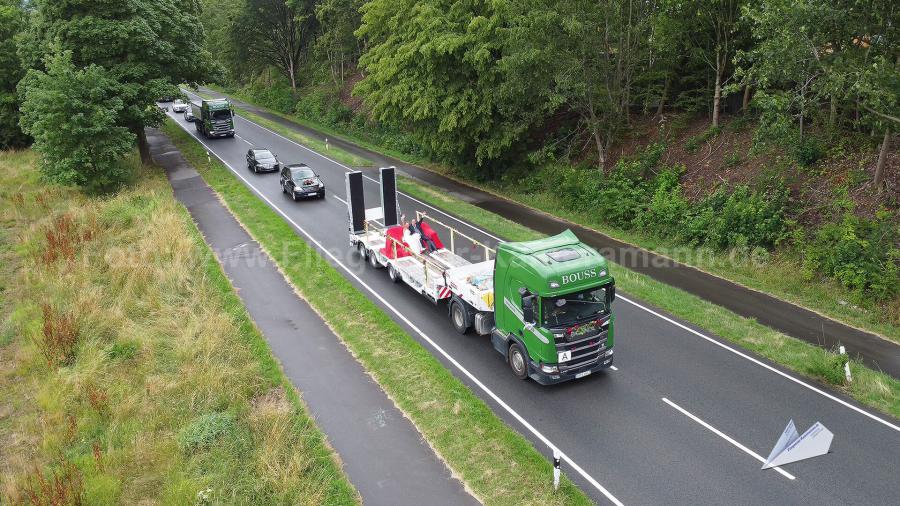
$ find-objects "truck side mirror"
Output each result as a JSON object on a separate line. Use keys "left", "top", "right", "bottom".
{"left": 520, "top": 291, "right": 535, "bottom": 325}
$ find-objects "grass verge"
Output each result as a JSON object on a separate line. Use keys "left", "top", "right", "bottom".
{"left": 398, "top": 174, "right": 900, "bottom": 418}
{"left": 163, "top": 119, "right": 594, "bottom": 505}
{"left": 0, "top": 149, "right": 357, "bottom": 504}
{"left": 203, "top": 85, "right": 899, "bottom": 343}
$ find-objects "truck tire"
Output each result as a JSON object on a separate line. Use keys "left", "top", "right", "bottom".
{"left": 368, "top": 249, "right": 381, "bottom": 269}
{"left": 356, "top": 242, "right": 367, "bottom": 260}
{"left": 450, "top": 299, "right": 470, "bottom": 334}
{"left": 508, "top": 342, "right": 529, "bottom": 380}
{"left": 387, "top": 264, "right": 400, "bottom": 283}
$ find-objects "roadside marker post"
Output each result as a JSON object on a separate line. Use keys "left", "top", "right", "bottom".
{"left": 553, "top": 449, "right": 561, "bottom": 490}
{"left": 839, "top": 346, "right": 852, "bottom": 383}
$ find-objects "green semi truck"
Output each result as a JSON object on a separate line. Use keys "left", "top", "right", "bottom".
{"left": 346, "top": 168, "right": 615, "bottom": 384}
{"left": 191, "top": 98, "right": 235, "bottom": 139}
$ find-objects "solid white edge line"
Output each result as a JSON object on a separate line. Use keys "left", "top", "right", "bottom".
{"left": 167, "top": 114, "right": 626, "bottom": 506}
{"left": 625, "top": 297, "right": 900, "bottom": 433}
{"left": 180, "top": 91, "right": 900, "bottom": 434}
{"left": 662, "top": 397, "right": 796, "bottom": 480}
{"left": 181, "top": 88, "right": 504, "bottom": 243}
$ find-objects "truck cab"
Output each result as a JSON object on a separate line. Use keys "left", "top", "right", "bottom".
{"left": 491, "top": 230, "right": 615, "bottom": 384}
{"left": 194, "top": 99, "right": 235, "bottom": 138}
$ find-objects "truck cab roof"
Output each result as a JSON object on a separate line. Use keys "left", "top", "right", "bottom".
{"left": 497, "top": 230, "right": 610, "bottom": 296}
{"left": 202, "top": 99, "right": 231, "bottom": 111}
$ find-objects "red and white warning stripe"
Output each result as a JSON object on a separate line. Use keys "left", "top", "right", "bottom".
{"left": 438, "top": 286, "right": 452, "bottom": 299}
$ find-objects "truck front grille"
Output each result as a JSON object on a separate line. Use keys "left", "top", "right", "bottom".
{"left": 555, "top": 328, "right": 608, "bottom": 373}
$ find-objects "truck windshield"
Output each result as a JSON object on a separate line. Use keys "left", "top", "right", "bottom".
{"left": 542, "top": 285, "right": 609, "bottom": 327}
{"left": 212, "top": 109, "right": 232, "bottom": 120}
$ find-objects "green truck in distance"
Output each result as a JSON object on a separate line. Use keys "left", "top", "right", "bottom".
{"left": 192, "top": 98, "right": 235, "bottom": 138}
{"left": 348, "top": 168, "right": 615, "bottom": 384}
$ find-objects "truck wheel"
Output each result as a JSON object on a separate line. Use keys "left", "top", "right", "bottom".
{"left": 368, "top": 250, "right": 381, "bottom": 269}
{"left": 387, "top": 264, "right": 400, "bottom": 283}
{"left": 357, "top": 242, "right": 367, "bottom": 260}
{"left": 450, "top": 300, "right": 470, "bottom": 334}
{"left": 508, "top": 343, "right": 528, "bottom": 379}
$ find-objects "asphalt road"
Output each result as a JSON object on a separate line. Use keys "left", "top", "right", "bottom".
{"left": 167, "top": 96, "right": 900, "bottom": 505}
{"left": 149, "top": 129, "right": 476, "bottom": 505}
{"left": 196, "top": 86, "right": 900, "bottom": 379}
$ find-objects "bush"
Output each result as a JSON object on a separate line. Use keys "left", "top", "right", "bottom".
{"left": 634, "top": 164, "right": 689, "bottom": 238}
{"left": 794, "top": 137, "right": 824, "bottom": 167}
{"left": 804, "top": 211, "right": 900, "bottom": 302}
{"left": 682, "top": 183, "right": 789, "bottom": 250}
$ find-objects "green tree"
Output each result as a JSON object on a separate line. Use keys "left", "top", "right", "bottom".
{"left": 739, "top": 0, "right": 898, "bottom": 191}
{"left": 356, "top": 0, "right": 533, "bottom": 168}
{"left": 503, "top": 0, "right": 653, "bottom": 168}
{"left": 237, "top": 0, "right": 317, "bottom": 92}
{"left": 19, "top": 50, "right": 134, "bottom": 193}
{"left": 315, "top": 0, "right": 365, "bottom": 86}
{"left": 21, "top": 0, "right": 215, "bottom": 163}
{"left": 0, "top": 0, "right": 29, "bottom": 149}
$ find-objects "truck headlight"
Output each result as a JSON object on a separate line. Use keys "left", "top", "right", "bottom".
{"left": 540, "top": 363, "right": 558, "bottom": 374}
{"left": 605, "top": 349, "right": 614, "bottom": 356}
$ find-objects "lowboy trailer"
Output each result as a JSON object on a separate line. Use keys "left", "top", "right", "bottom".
{"left": 346, "top": 168, "right": 616, "bottom": 384}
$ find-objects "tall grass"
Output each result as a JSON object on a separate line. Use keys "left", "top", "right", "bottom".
{"left": 0, "top": 149, "right": 357, "bottom": 504}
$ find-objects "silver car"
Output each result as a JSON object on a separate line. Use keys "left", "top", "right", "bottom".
{"left": 172, "top": 99, "right": 188, "bottom": 113}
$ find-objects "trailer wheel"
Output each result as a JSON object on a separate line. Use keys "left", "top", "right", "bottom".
{"left": 450, "top": 299, "right": 470, "bottom": 334}
{"left": 508, "top": 343, "right": 528, "bottom": 379}
{"left": 356, "top": 242, "right": 367, "bottom": 260}
{"left": 368, "top": 249, "right": 381, "bottom": 269}
{"left": 387, "top": 264, "right": 400, "bottom": 283}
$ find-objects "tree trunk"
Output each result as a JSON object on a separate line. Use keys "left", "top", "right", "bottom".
{"left": 288, "top": 64, "right": 297, "bottom": 92}
{"left": 874, "top": 128, "right": 890, "bottom": 194}
{"left": 829, "top": 95, "right": 837, "bottom": 127}
{"left": 656, "top": 75, "right": 669, "bottom": 117}
{"left": 592, "top": 127, "right": 606, "bottom": 169}
{"left": 134, "top": 126, "right": 150, "bottom": 164}
{"left": 742, "top": 84, "right": 751, "bottom": 113}
{"left": 712, "top": 52, "right": 723, "bottom": 128}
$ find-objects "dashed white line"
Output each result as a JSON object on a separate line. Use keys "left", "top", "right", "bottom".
{"left": 662, "top": 397, "right": 795, "bottom": 481}
{"left": 234, "top": 133, "right": 253, "bottom": 146}
{"left": 167, "top": 116, "right": 625, "bottom": 506}
{"left": 609, "top": 366, "right": 618, "bottom": 371}
{"left": 627, "top": 298, "right": 900, "bottom": 433}
{"left": 178, "top": 91, "right": 900, "bottom": 436}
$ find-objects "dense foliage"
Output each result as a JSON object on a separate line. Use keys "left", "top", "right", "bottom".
{"left": 8, "top": 0, "right": 217, "bottom": 192}
{"left": 0, "top": 0, "right": 28, "bottom": 148}
{"left": 19, "top": 50, "right": 135, "bottom": 192}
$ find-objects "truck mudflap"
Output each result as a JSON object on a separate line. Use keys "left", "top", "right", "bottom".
{"left": 491, "top": 330, "right": 613, "bottom": 385}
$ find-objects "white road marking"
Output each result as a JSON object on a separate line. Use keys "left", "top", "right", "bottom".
{"left": 234, "top": 133, "right": 253, "bottom": 146}
{"left": 629, "top": 298, "right": 900, "bottom": 433}
{"left": 609, "top": 366, "right": 618, "bottom": 371}
{"left": 662, "top": 397, "right": 796, "bottom": 481}
{"left": 177, "top": 91, "right": 900, "bottom": 436}
{"left": 167, "top": 117, "right": 625, "bottom": 506}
